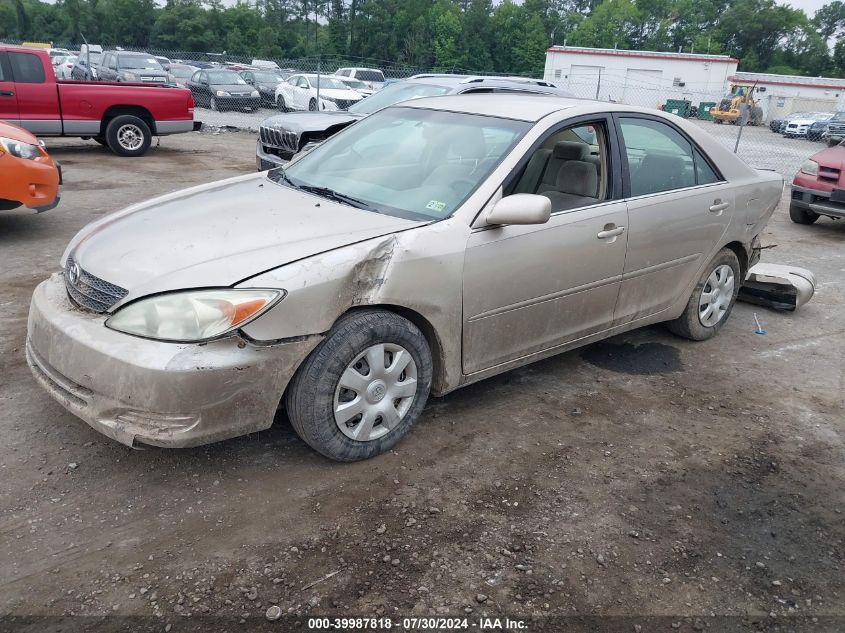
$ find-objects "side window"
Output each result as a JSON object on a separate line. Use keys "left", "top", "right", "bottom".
{"left": 298, "top": 77, "right": 310, "bottom": 89}
{"left": 0, "top": 54, "right": 6, "bottom": 81}
{"left": 189, "top": 70, "right": 200, "bottom": 82}
{"left": 510, "top": 122, "right": 609, "bottom": 212}
{"left": 694, "top": 148, "right": 721, "bottom": 185}
{"left": 619, "top": 117, "right": 696, "bottom": 196}
{"left": 8, "top": 52, "right": 46, "bottom": 84}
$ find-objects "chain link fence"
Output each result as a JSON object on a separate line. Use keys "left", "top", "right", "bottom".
{"left": 14, "top": 40, "right": 838, "bottom": 179}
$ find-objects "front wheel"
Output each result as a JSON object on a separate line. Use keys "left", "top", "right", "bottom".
{"left": 105, "top": 115, "right": 152, "bottom": 157}
{"left": 308, "top": 98, "right": 317, "bottom": 111}
{"left": 210, "top": 97, "right": 220, "bottom": 111}
{"left": 789, "top": 202, "right": 819, "bottom": 225}
{"left": 276, "top": 95, "right": 287, "bottom": 112}
{"left": 285, "top": 310, "right": 433, "bottom": 462}
{"left": 666, "top": 248, "right": 741, "bottom": 341}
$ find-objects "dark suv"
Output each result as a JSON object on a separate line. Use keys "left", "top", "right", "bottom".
{"left": 97, "top": 51, "right": 169, "bottom": 84}
{"left": 255, "top": 74, "right": 573, "bottom": 169}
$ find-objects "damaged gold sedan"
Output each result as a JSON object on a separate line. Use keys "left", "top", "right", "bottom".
{"left": 26, "top": 95, "right": 783, "bottom": 460}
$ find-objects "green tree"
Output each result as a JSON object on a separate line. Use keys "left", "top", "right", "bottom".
{"left": 430, "top": 0, "right": 462, "bottom": 70}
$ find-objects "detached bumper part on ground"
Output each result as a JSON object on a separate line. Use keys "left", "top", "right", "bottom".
{"left": 738, "top": 263, "right": 817, "bottom": 311}
{"left": 26, "top": 273, "right": 319, "bottom": 448}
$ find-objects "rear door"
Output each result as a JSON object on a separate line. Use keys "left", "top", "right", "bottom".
{"left": 612, "top": 114, "right": 733, "bottom": 325}
{"left": 7, "top": 50, "right": 60, "bottom": 135}
{"left": 0, "top": 52, "right": 20, "bottom": 123}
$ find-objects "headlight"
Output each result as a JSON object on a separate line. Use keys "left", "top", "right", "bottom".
{"left": 90, "top": 67, "right": 98, "bottom": 78}
{"left": 0, "top": 136, "right": 42, "bottom": 160}
{"left": 251, "top": 90, "right": 259, "bottom": 97}
{"left": 216, "top": 90, "right": 231, "bottom": 97}
{"left": 800, "top": 159, "right": 819, "bottom": 176}
{"left": 122, "top": 71, "right": 137, "bottom": 81}
{"left": 105, "top": 289, "right": 284, "bottom": 342}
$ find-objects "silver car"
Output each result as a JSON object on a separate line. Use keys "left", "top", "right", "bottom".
{"left": 27, "top": 95, "right": 783, "bottom": 461}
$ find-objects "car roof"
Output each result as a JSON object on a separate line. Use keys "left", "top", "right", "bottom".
{"left": 400, "top": 93, "right": 673, "bottom": 122}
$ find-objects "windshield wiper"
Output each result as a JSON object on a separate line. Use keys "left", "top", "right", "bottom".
{"left": 298, "top": 185, "right": 376, "bottom": 211}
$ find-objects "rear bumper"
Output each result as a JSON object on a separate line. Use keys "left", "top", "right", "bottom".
{"left": 26, "top": 273, "right": 320, "bottom": 448}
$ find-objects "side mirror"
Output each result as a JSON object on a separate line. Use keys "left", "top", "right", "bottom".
{"left": 485, "top": 194, "right": 551, "bottom": 226}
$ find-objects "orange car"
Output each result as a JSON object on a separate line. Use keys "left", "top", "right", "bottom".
{"left": 0, "top": 121, "right": 60, "bottom": 212}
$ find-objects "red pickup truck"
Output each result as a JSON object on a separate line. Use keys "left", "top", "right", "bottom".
{"left": 0, "top": 45, "right": 197, "bottom": 156}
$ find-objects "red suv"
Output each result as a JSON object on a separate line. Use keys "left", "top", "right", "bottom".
{"left": 790, "top": 142, "right": 845, "bottom": 224}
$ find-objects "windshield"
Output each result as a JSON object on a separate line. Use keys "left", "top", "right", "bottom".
{"left": 275, "top": 107, "right": 529, "bottom": 221}
{"left": 208, "top": 71, "right": 246, "bottom": 85}
{"left": 832, "top": 112, "right": 845, "bottom": 121}
{"left": 80, "top": 53, "right": 101, "bottom": 65}
{"left": 308, "top": 76, "right": 348, "bottom": 90}
{"left": 120, "top": 56, "right": 164, "bottom": 70}
{"left": 348, "top": 82, "right": 451, "bottom": 115}
{"left": 254, "top": 72, "right": 280, "bottom": 83}
{"left": 170, "top": 66, "right": 195, "bottom": 78}
{"left": 356, "top": 70, "right": 385, "bottom": 82}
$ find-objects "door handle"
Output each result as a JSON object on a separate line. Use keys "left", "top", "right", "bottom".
{"left": 0, "top": 90, "right": 14, "bottom": 97}
{"left": 597, "top": 225, "right": 626, "bottom": 239}
{"left": 709, "top": 201, "right": 730, "bottom": 213}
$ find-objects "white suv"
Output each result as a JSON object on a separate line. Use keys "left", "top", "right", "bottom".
{"left": 335, "top": 67, "right": 385, "bottom": 91}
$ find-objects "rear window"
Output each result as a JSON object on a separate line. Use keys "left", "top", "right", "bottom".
{"left": 355, "top": 70, "right": 384, "bottom": 82}
{"left": 9, "top": 52, "right": 45, "bottom": 83}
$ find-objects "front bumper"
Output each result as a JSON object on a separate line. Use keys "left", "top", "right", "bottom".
{"left": 26, "top": 274, "right": 320, "bottom": 448}
{"left": 215, "top": 95, "right": 261, "bottom": 110}
{"left": 791, "top": 184, "right": 845, "bottom": 219}
{"left": 255, "top": 138, "right": 290, "bottom": 171}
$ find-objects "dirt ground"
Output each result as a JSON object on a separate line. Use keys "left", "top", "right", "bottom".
{"left": 0, "top": 132, "right": 842, "bottom": 632}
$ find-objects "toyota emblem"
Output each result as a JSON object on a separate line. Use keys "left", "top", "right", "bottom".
{"left": 66, "top": 261, "right": 81, "bottom": 286}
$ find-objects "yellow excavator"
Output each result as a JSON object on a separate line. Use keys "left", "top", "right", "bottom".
{"left": 710, "top": 83, "right": 764, "bottom": 125}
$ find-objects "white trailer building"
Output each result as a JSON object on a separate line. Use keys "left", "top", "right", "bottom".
{"left": 544, "top": 46, "right": 738, "bottom": 108}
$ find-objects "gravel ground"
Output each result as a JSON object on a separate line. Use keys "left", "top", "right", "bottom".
{"left": 0, "top": 131, "right": 842, "bottom": 632}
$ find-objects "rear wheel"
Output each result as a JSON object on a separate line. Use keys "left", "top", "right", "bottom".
{"left": 285, "top": 310, "right": 433, "bottom": 462}
{"left": 789, "top": 202, "right": 819, "bottom": 225}
{"left": 667, "top": 248, "right": 741, "bottom": 341}
{"left": 105, "top": 115, "right": 152, "bottom": 157}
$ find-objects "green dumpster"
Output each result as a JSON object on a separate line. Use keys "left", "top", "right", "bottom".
{"left": 664, "top": 99, "right": 691, "bottom": 117}
{"left": 697, "top": 101, "right": 716, "bottom": 121}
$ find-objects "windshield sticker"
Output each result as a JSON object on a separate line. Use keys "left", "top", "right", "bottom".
{"left": 425, "top": 200, "right": 446, "bottom": 212}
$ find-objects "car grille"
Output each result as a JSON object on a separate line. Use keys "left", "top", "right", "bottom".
{"left": 230, "top": 91, "right": 253, "bottom": 97}
{"left": 260, "top": 126, "right": 299, "bottom": 153}
{"left": 64, "top": 256, "right": 128, "bottom": 313}
{"left": 140, "top": 76, "right": 167, "bottom": 83}
{"left": 828, "top": 123, "right": 845, "bottom": 136}
{"left": 332, "top": 99, "right": 357, "bottom": 110}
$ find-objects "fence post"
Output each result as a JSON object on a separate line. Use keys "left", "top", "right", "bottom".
{"left": 595, "top": 67, "right": 602, "bottom": 100}
{"left": 316, "top": 57, "right": 321, "bottom": 108}
{"left": 734, "top": 102, "right": 748, "bottom": 153}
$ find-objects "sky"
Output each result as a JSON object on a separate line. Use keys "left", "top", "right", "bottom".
{"left": 783, "top": 0, "right": 828, "bottom": 16}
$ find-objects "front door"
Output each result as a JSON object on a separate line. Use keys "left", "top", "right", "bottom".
{"left": 7, "top": 50, "right": 61, "bottom": 135}
{"left": 0, "top": 53, "right": 19, "bottom": 123}
{"left": 612, "top": 115, "right": 734, "bottom": 325}
{"left": 462, "top": 118, "right": 629, "bottom": 374}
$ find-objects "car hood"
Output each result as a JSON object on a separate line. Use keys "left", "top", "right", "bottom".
{"left": 62, "top": 172, "right": 420, "bottom": 305}
{"left": 811, "top": 145, "right": 845, "bottom": 169}
{"left": 212, "top": 83, "right": 254, "bottom": 92}
{"left": 789, "top": 118, "right": 817, "bottom": 125}
{"left": 319, "top": 88, "right": 362, "bottom": 100}
{"left": 261, "top": 111, "right": 363, "bottom": 134}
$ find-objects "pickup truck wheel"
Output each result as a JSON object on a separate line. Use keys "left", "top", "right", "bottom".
{"left": 105, "top": 115, "right": 152, "bottom": 157}
{"left": 789, "top": 202, "right": 819, "bottom": 225}
{"left": 285, "top": 310, "right": 433, "bottom": 462}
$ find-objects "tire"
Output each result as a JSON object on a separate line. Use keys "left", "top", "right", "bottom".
{"left": 0, "top": 199, "right": 22, "bottom": 211}
{"left": 105, "top": 115, "right": 152, "bottom": 157}
{"left": 666, "top": 248, "right": 741, "bottom": 342}
{"left": 828, "top": 138, "right": 840, "bottom": 147}
{"left": 210, "top": 97, "right": 220, "bottom": 111}
{"left": 308, "top": 98, "right": 317, "bottom": 111}
{"left": 789, "top": 202, "right": 819, "bottom": 225}
{"left": 714, "top": 119, "right": 723, "bottom": 124}
{"left": 276, "top": 95, "right": 287, "bottom": 112}
{"left": 285, "top": 309, "right": 433, "bottom": 462}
